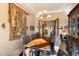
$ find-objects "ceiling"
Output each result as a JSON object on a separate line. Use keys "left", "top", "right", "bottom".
{"left": 19, "top": 3, "right": 77, "bottom": 15}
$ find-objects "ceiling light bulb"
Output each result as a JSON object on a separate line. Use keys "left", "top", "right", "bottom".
{"left": 43, "top": 10, "right": 47, "bottom": 14}
{"left": 38, "top": 11, "right": 42, "bottom": 15}
{"left": 40, "top": 17, "right": 43, "bottom": 19}
{"left": 36, "top": 15, "right": 39, "bottom": 18}
{"left": 47, "top": 15, "right": 51, "bottom": 18}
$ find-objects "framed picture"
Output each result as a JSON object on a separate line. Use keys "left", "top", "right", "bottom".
{"left": 50, "top": 26, "right": 55, "bottom": 29}
{"left": 58, "top": 26, "right": 63, "bottom": 29}
{"left": 30, "top": 26, "right": 34, "bottom": 31}
{"left": 44, "top": 29, "right": 48, "bottom": 35}
{"left": 9, "top": 3, "right": 28, "bottom": 40}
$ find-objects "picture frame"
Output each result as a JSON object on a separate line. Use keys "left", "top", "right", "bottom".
{"left": 58, "top": 26, "right": 63, "bottom": 29}
{"left": 30, "top": 26, "right": 34, "bottom": 31}
{"left": 50, "top": 26, "right": 55, "bottom": 29}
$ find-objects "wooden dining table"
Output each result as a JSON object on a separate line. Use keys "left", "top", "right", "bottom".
{"left": 24, "top": 38, "right": 68, "bottom": 56}
{"left": 24, "top": 38, "right": 51, "bottom": 51}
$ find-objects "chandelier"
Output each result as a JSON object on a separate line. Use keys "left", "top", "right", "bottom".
{"left": 36, "top": 10, "right": 51, "bottom": 21}
{"left": 36, "top": 10, "right": 51, "bottom": 37}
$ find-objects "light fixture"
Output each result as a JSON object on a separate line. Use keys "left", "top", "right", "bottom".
{"left": 43, "top": 10, "right": 47, "bottom": 14}
{"left": 47, "top": 15, "right": 51, "bottom": 18}
{"left": 40, "top": 17, "right": 43, "bottom": 19}
{"left": 36, "top": 10, "right": 51, "bottom": 21}
{"left": 36, "top": 14, "right": 39, "bottom": 18}
{"left": 38, "top": 11, "right": 42, "bottom": 15}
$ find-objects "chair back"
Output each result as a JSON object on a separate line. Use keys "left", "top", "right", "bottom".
{"left": 22, "top": 35, "right": 30, "bottom": 45}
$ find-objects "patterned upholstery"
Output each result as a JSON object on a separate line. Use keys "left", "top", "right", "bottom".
{"left": 22, "top": 35, "right": 30, "bottom": 45}
{"left": 30, "top": 33, "right": 40, "bottom": 40}
{"left": 31, "top": 34, "right": 36, "bottom": 40}
{"left": 21, "top": 33, "right": 40, "bottom": 45}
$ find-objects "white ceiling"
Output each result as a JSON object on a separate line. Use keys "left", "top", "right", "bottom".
{"left": 19, "top": 3, "right": 77, "bottom": 15}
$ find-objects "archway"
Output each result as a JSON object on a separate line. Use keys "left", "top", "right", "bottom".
{"left": 38, "top": 18, "right": 59, "bottom": 38}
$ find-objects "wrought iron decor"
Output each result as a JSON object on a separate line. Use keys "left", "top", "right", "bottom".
{"left": 9, "top": 4, "right": 28, "bottom": 40}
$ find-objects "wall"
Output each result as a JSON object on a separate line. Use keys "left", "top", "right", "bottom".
{"left": 26, "top": 15, "right": 35, "bottom": 34}
{"left": 50, "top": 12, "right": 68, "bottom": 35}
{"left": 0, "top": 3, "right": 34, "bottom": 55}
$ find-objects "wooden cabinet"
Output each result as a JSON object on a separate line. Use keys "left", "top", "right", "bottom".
{"left": 68, "top": 4, "right": 79, "bottom": 38}
{"left": 68, "top": 4, "right": 79, "bottom": 56}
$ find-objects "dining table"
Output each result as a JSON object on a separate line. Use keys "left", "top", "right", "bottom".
{"left": 24, "top": 38, "right": 51, "bottom": 51}
{"left": 23, "top": 38, "right": 66, "bottom": 56}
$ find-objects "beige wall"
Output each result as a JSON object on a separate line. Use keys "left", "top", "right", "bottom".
{"left": 51, "top": 12, "right": 68, "bottom": 35}
{"left": 0, "top": 3, "right": 35, "bottom": 55}
{"left": 51, "top": 12, "right": 68, "bottom": 26}
{"left": 26, "top": 15, "right": 35, "bottom": 34}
